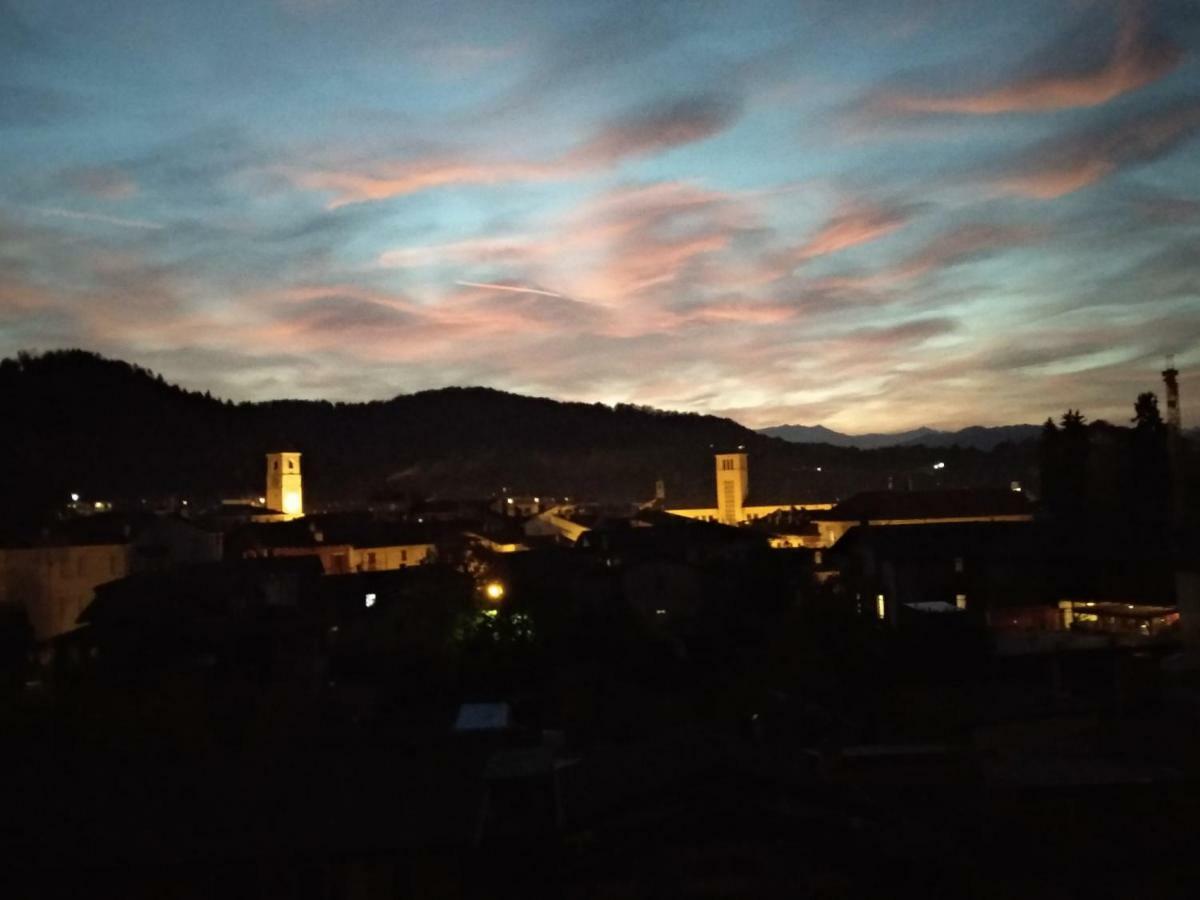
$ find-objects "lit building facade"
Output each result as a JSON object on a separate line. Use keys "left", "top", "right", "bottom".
{"left": 665, "top": 451, "right": 832, "bottom": 527}
{"left": 715, "top": 452, "right": 748, "bottom": 525}
{"left": 266, "top": 452, "right": 303, "bottom": 519}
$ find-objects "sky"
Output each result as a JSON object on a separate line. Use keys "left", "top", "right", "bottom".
{"left": 2, "top": 0, "right": 1199, "bottom": 432}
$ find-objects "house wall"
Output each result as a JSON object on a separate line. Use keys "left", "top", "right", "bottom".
{"left": 0, "top": 544, "right": 131, "bottom": 641}
{"left": 350, "top": 544, "right": 436, "bottom": 572}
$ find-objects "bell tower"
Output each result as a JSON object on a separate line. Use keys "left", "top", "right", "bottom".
{"left": 715, "top": 451, "right": 749, "bottom": 525}
{"left": 266, "top": 452, "right": 303, "bottom": 519}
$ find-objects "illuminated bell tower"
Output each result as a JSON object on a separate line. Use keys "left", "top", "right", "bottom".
{"left": 715, "top": 451, "right": 749, "bottom": 525}
{"left": 266, "top": 452, "right": 303, "bottom": 519}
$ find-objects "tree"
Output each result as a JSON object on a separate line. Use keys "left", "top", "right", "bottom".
{"left": 1132, "top": 392, "right": 1164, "bottom": 433}
{"left": 1129, "top": 392, "right": 1170, "bottom": 528}
{"left": 1060, "top": 409, "right": 1087, "bottom": 433}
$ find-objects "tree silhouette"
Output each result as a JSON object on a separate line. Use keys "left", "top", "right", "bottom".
{"left": 1132, "top": 392, "right": 1164, "bottom": 433}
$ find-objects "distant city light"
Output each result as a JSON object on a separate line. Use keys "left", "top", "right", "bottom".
{"left": 506, "top": 497, "right": 514, "bottom": 505}
{"left": 364, "top": 592, "right": 376, "bottom": 608}
{"left": 484, "top": 581, "right": 505, "bottom": 602}
{"left": 876, "top": 594, "right": 886, "bottom": 620}
{"left": 258, "top": 496, "right": 266, "bottom": 504}
{"left": 815, "top": 467, "right": 822, "bottom": 472}
{"left": 70, "top": 493, "right": 79, "bottom": 502}
{"left": 93, "top": 501, "right": 104, "bottom": 510}
{"left": 181, "top": 499, "right": 188, "bottom": 506}
{"left": 933, "top": 461, "right": 945, "bottom": 469}
{"left": 655, "top": 609, "right": 667, "bottom": 616}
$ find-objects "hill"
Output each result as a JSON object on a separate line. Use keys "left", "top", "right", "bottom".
{"left": 0, "top": 350, "right": 1037, "bottom": 519}
{"left": 759, "top": 423, "right": 1041, "bottom": 450}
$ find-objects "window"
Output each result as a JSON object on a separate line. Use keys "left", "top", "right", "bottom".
{"left": 721, "top": 459, "right": 735, "bottom": 471}
{"left": 366, "top": 551, "right": 377, "bottom": 570}
{"left": 955, "top": 594, "right": 967, "bottom": 610}
{"left": 953, "top": 556, "right": 964, "bottom": 573}
{"left": 288, "top": 459, "right": 294, "bottom": 470}
{"left": 875, "top": 594, "right": 886, "bottom": 620}
{"left": 400, "top": 549, "right": 408, "bottom": 563}
{"left": 273, "top": 460, "right": 278, "bottom": 471}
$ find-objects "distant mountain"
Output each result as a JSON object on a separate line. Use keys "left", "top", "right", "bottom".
{"left": 759, "top": 424, "right": 940, "bottom": 449}
{"left": 1, "top": 350, "right": 1037, "bottom": 520}
{"left": 759, "top": 423, "right": 1042, "bottom": 451}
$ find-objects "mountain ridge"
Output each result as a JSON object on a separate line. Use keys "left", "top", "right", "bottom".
{"left": 759, "top": 423, "right": 1042, "bottom": 451}
{"left": 1, "top": 349, "right": 1037, "bottom": 519}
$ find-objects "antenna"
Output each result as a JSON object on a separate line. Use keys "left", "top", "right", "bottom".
{"left": 1162, "top": 355, "right": 1181, "bottom": 432}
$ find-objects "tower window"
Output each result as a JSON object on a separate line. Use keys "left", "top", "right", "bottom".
{"left": 273, "top": 461, "right": 279, "bottom": 470}
{"left": 288, "top": 459, "right": 294, "bottom": 470}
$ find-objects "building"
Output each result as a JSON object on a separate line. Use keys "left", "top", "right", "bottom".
{"left": 0, "top": 514, "right": 223, "bottom": 642}
{"left": 715, "top": 452, "right": 748, "bottom": 524}
{"left": 228, "top": 515, "right": 437, "bottom": 574}
{"left": 666, "top": 452, "right": 833, "bottom": 525}
{"left": 810, "top": 488, "right": 1033, "bottom": 547}
{"left": 827, "top": 519, "right": 1178, "bottom": 636}
{"left": 266, "top": 451, "right": 303, "bottom": 519}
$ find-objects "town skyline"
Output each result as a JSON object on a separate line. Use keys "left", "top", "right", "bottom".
{"left": 3, "top": 0, "right": 1199, "bottom": 432}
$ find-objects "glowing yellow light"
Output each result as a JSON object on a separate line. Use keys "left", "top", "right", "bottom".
{"left": 876, "top": 594, "right": 886, "bottom": 620}
{"left": 484, "top": 581, "right": 505, "bottom": 602}
{"left": 283, "top": 491, "right": 301, "bottom": 515}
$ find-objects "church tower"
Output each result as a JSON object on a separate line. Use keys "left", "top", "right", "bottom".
{"left": 266, "top": 452, "right": 303, "bottom": 519}
{"left": 715, "top": 451, "right": 749, "bottom": 525}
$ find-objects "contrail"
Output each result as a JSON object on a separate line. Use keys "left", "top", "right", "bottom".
{"left": 455, "top": 280, "right": 563, "bottom": 298}
{"left": 28, "top": 205, "right": 163, "bottom": 230}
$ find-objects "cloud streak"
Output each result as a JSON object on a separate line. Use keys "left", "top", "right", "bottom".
{"left": 286, "top": 92, "right": 742, "bottom": 206}
{"left": 870, "top": 5, "right": 1182, "bottom": 116}
{"left": 992, "top": 98, "right": 1200, "bottom": 198}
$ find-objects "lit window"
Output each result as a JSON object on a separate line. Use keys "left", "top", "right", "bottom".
{"left": 876, "top": 594, "right": 886, "bottom": 620}
{"left": 955, "top": 594, "right": 967, "bottom": 610}
{"left": 364, "top": 593, "right": 376, "bottom": 608}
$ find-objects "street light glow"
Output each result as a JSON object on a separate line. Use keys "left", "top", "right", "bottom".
{"left": 484, "top": 581, "right": 505, "bottom": 602}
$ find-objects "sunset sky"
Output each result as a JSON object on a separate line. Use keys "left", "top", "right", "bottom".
{"left": 2, "top": 0, "right": 1199, "bottom": 432}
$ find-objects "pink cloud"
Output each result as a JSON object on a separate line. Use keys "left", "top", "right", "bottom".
{"left": 285, "top": 94, "right": 742, "bottom": 206}
{"left": 870, "top": 5, "right": 1181, "bottom": 116}
{"left": 993, "top": 99, "right": 1200, "bottom": 198}
{"left": 64, "top": 166, "right": 138, "bottom": 200}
